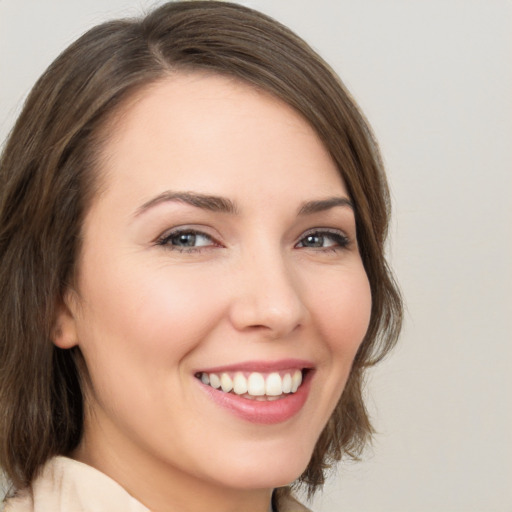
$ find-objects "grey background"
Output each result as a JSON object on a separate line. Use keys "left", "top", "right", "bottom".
{"left": 1, "top": 1, "right": 511, "bottom": 511}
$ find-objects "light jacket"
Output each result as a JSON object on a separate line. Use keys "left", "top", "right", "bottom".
{"left": 3, "top": 457, "right": 311, "bottom": 512}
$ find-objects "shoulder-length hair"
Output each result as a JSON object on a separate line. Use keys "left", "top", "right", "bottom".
{"left": 0, "top": 0, "right": 402, "bottom": 501}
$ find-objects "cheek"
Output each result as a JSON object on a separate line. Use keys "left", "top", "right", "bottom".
{"left": 311, "top": 267, "right": 372, "bottom": 357}
{"left": 75, "top": 258, "right": 226, "bottom": 379}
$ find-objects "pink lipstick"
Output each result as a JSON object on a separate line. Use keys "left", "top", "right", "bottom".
{"left": 195, "top": 360, "right": 313, "bottom": 424}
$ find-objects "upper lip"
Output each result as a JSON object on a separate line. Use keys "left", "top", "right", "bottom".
{"left": 195, "top": 359, "right": 314, "bottom": 374}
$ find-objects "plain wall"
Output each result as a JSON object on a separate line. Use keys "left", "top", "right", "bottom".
{"left": 1, "top": 1, "right": 511, "bottom": 510}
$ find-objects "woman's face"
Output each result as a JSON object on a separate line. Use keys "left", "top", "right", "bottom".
{"left": 57, "top": 73, "right": 371, "bottom": 504}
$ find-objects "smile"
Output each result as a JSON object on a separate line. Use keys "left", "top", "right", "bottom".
{"left": 195, "top": 360, "right": 313, "bottom": 424}
{"left": 196, "top": 370, "right": 304, "bottom": 401}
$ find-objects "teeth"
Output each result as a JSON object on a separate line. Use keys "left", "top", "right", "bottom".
{"left": 209, "top": 373, "right": 221, "bottom": 389}
{"left": 265, "top": 372, "right": 282, "bottom": 396}
{"left": 199, "top": 369, "right": 305, "bottom": 398}
{"left": 247, "top": 373, "right": 265, "bottom": 396}
{"left": 233, "top": 372, "right": 248, "bottom": 395}
{"left": 282, "top": 373, "right": 292, "bottom": 393}
{"left": 220, "top": 373, "right": 233, "bottom": 393}
{"left": 291, "top": 370, "right": 302, "bottom": 393}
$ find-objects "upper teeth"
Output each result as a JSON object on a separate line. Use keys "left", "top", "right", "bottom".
{"left": 199, "top": 370, "right": 303, "bottom": 397}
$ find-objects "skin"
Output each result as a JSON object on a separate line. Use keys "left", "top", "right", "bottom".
{"left": 54, "top": 73, "right": 372, "bottom": 512}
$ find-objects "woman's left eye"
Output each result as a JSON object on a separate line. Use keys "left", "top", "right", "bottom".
{"left": 157, "top": 229, "right": 215, "bottom": 251}
{"left": 296, "top": 230, "right": 350, "bottom": 250}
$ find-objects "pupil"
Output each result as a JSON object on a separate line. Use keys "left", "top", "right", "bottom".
{"left": 305, "top": 234, "right": 322, "bottom": 247}
{"left": 177, "top": 233, "right": 196, "bottom": 246}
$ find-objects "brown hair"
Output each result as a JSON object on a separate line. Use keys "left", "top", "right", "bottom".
{"left": 0, "top": 0, "right": 402, "bottom": 501}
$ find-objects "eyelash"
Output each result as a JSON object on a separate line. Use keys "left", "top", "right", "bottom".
{"left": 296, "top": 229, "right": 350, "bottom": 252}
{"left": 157, "top": 228, "right": 218, "bottom": 253}
{"left": 156, "top": 228, "right": 350, "bottom": 253}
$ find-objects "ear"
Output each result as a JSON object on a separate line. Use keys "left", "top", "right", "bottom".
{"left": 52, "top": 290, "right": 79, "bottom": 349}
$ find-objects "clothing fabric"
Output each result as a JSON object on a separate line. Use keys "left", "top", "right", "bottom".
{"left": 3, "top": 456, "right": 311, "bottom": 512}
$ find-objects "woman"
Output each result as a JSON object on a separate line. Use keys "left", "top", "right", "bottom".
{"left": 0, "top": 2, "right": 402, "bottom": 511}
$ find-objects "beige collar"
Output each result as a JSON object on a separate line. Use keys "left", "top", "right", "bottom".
{"left": 4, "top": 456, "right": 149, "bottom": 512}
{"left": 3, "top": 457, "right": 311, "bottom": 512}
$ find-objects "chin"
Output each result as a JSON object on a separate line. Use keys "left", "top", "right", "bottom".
{"left": 209, "top": 440, "right": 314, "bottom": 491}
{"left": 220, "top": 465, "right": 307, "bottom": 491}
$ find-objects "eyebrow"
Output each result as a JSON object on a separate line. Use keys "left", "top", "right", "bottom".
{"left": 134, "top": 191, "right": 353, "bottom": 217}
{"left": 135, "top": 191, "right": 238, "bottom": 217}
{"left": 297, "top": 196, "right": 354, "bottom": 215}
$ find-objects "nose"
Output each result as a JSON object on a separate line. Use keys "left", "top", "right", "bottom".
{"left": 228, "top": 248, "right": 308, "bottom": 339}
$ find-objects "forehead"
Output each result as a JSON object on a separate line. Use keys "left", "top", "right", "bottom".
{"left": 94, "top": 72, "right": 347, "bottom": 209}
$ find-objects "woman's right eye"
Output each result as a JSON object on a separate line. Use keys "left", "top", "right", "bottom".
{"left": 157, "top": 229, "right": 216, "bottom": 252}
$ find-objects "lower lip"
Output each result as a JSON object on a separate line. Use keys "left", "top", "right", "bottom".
{"left": 198, "top": 371, "right": 312, "bottom": 425}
